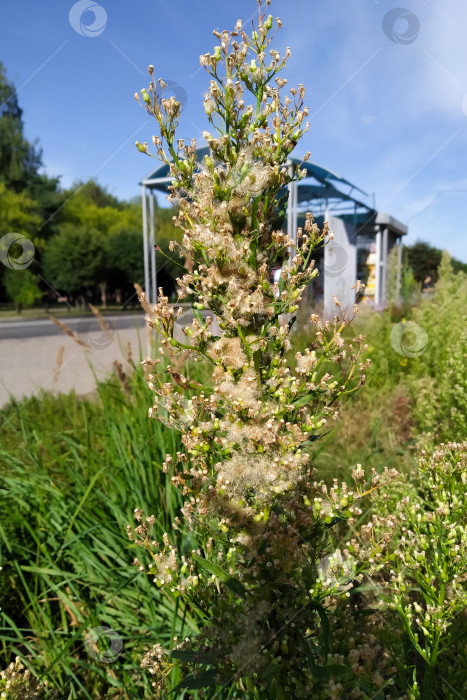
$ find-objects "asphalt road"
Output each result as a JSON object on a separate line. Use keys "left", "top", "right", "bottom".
{"left": 0, "top": 311, "right": 219, "bottom": 407}
{"left": 0, "top": 314, "right": 147, "bottom": 341}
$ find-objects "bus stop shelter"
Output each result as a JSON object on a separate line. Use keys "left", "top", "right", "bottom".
{"left": 140, "top": 149, "right": 407, "bottom": 315}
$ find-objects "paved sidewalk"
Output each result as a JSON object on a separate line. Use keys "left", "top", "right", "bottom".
{"left": 0, "top": 311, "right": 222, "bottom": 408}
{"left": 0, "top": 317, "right": 151, "bottom": 407}
{"left": 0, "top": 310, "right": 221, "bottom": 407}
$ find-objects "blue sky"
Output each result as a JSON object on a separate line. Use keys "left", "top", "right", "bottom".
{"left": 1, "top": 0, "right": 467, "bottom": 260}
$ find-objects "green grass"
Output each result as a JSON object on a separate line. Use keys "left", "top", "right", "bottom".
{"left": 1, "top": 259, "right": 465, "bottom": 696}
{"left": 0, "top": 362, "right": 200, "bottom": 698}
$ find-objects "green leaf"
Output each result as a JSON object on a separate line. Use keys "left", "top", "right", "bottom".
{"left": 312, "top": 664, "right": 350, "bottom": 682}
{"left": 301, "top": 429, "right": 333, "bottom": 445}
{"left": 301, "top": 635, "right": 318, "bottom": 673}
{"left": 192, "top": 307, "right": 205, "bottom": 326}
{"left": 20, "top": 566, "right": 76, "bottom": 577}
{"left": 250, "top": 195, "right": 261, "bottom": 232}
{"left": 253, "top": 348, "right": 262, "bottom": 372}
{"left": 314, "top": 604, "right": 331, "bottom": 654}
{"left": 271, "top": 192, "right": 289, "bottom": 230}
{"left": 278, "top": 269, "right": 285, "bottom": 293}
{"left": 263, "top": 661, "right": 280, "bottom": 682}
{"left": 171, "top": 670, "right": 219, "bottom": 692}
{"left": 192, "top": 554, "right": 246, "bottom": 599}
{"left": 248, "top": 239, "right": 257, "bottom": 268}
{"left": 302, "top": 633, "right": 349, "bottom": 683}
{"left": 169, "top": 649, "right": 217, "bottom": 666}
{"left": 289, "top": 394, "right": 313, "bottom": 409}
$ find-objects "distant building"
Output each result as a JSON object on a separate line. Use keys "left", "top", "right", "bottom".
{"left": 141, "top": 149, "right": 407, "bottom": 315}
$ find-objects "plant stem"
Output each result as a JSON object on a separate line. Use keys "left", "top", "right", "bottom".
{"left": 422, "top": 580, "right": 445, "bottom": 699}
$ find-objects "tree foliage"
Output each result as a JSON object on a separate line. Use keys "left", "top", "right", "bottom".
{"left": 42, "top": 224, "right": 107, "bottom": 296}
{"left": 0, "top": 62, "right": 42, "bottom": 192}
{"left": 406, "top": 240, "right": 467, "bottom": 285}
{"left": 3, "top": 268, "right": 42, "bottom": 311}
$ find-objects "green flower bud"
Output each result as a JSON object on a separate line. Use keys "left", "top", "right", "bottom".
{"left": 140, "top": 89, "right": 151, "bottom": 104}
{"left": 265, "top": 15, "right": 273, "bottom": 30}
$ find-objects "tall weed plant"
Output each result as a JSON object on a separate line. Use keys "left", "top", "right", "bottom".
{"left": 129, "top": 2, "right": 467, "bottom": 698}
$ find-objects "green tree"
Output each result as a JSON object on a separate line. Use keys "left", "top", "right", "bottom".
{"left": 0, "top": 182, "right": 41, "bottom": 237}
{"left": 70, "top": 179, "right": 122, "bottom": 210}
{"left": 56, "top": 181, "right": 140, "bottom": 236}
{"left": 42, "top": 224, "right": 107, "bottom": 303}
{"left": 0, "top": 63, "right": 63, "bottom": 303}
{"left": 107, "top": 229, "right": 182, "bottom": 304}
{"left": 0, "top": 182, "right": 42, "bottom": 302}
{"left": 26, "top": 173, "right": 64, "bottom": 242}
{"left": 406, "top": 240, "right": 467, "bottom": 285}
{"left": 3, "top": 268, "right": 42, "bottom": 312}
{"left": 0, "top": 62, "right": 42, "bottom": 192}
